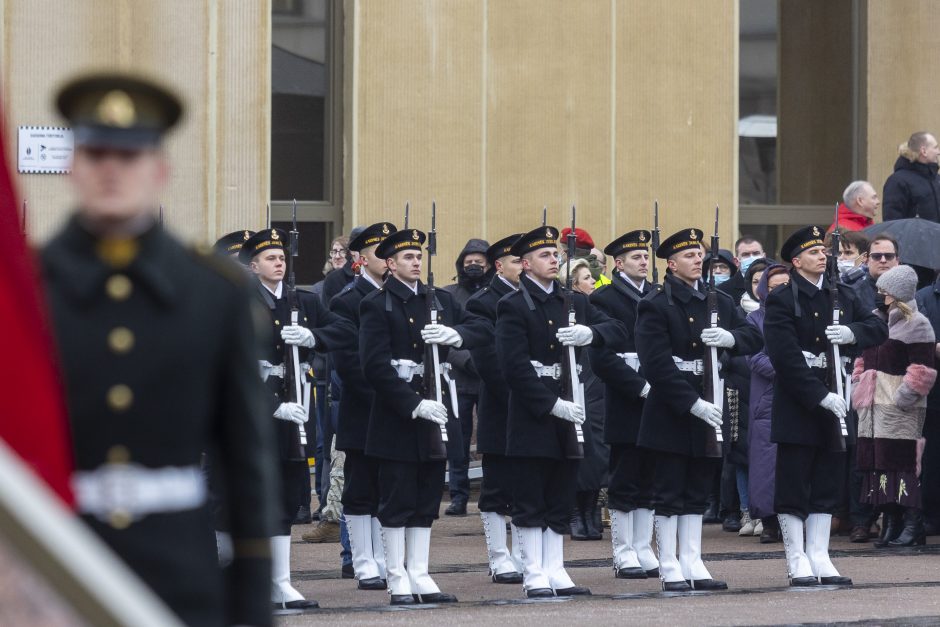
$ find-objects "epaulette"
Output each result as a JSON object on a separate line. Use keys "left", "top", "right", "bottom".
{"left": 187, "top": 243, "right": 247, "bottom": 286}
{"left": 641, "top": 284, "right": 664, "bottom": 300}
{"left": 339, "top": 282, "right": 356, "bottom": 295}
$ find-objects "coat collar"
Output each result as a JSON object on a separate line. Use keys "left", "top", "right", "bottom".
{"left": 45, "top": 215, "right": 178, "bottom": 308}
{"left": 664, "top": 273, "right": 705, "bottom": 303}
{"left": 521, "top": 273, "right": 562, "bottom": 303}
{"left": 791, "top": 269, "right": 829, "bottom": 297}
{"left": 385, "top": 275, "right": 425, "bottom": 301}
{"left": 489, "top": 273, "right": 516, "bottom": 298}
{"left": 612, "top": 272, "right": 648, "bottom": 302}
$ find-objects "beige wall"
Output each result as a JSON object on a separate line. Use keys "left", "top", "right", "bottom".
{"left": 346, "top": 0, "right": 739, "bottom": 270}
{"left": 863, "top": 1, "right": 940, "bottom": 195}
{"left": 0, "top": 0, "right": 271, "bottom": 244}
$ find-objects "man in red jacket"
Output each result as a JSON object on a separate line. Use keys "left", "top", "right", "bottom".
{"left": 828, "top": 180, "right": 879, "bottom": 232}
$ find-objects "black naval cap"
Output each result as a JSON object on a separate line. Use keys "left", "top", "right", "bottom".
{"left": 239, "top": 228, "right": 288, "bottom": 264}
{"left": 509, "top": 226, "right": 560, "bottom": 258}
{"left": 779, "top": 225, "right": 826, "bottom": 262}
{"left": 656, "top": 228, "right": 705, "bottom": 259}
{"left": 703, "top": 248, "right": 738, "bottom": 277}
{"left": 604, "top": 230, "right": 651, "bottom": 258}
{"left": 375, "top": 227, "right": 426, "bottom": 260}
{"left": 486, "top": 233, "right": 523, "bottom": 265}
{"left": 214, "top": 230, "right": 256, "bottom": 254}
{"left": 56, "top": 73, "right": 183, "bottom": 150}
{"left": 349, "top": 222, "right": 397, "bottom": 252}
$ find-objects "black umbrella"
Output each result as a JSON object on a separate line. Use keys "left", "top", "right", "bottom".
{"left": 862, "top": 218, "right": 940, "bottom": 270}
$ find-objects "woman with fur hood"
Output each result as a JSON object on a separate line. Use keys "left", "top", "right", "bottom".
{"left": 853, "top": 265, "right": 937, "bottom": 547}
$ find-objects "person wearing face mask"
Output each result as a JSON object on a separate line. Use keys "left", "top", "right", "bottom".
{"left": 853, "top": 265, "right": 937, "bottom": 548}
{"left": 716, "top": 237, "right": 766, "bottom": 304}
{"left": 834, "top": 229, "right": 870, "bottom": 281}
{"left": 441, "top": 238, "right": 491, "bottom": 516}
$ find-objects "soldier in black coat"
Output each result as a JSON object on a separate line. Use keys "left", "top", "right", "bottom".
{"left": 43, "top": 74, "right": 278, "bottom": 626}
{"left": 359, "top": 228, "right": 489, "bottom": 605}
{"left": 589, "top": 230, "right": 659, "bottom": 580}
{"left": 496, "top": 227, "right": 626, "bottom": 598}
{"left": 764, "top": 226, "right": 887, "bottom": 587}
{"left": 635, "top": 228, "right": 762, "bottom": 592}
{"left": 330, "top": 222, "right": 397, "bottom": 591}
{"left": 465, "top": 234, "right": 525, "bottom": 585}
{"left": 240, "top": 228, "right": 356, "bottom": 609}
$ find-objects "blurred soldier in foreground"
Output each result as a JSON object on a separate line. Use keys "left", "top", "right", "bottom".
{"left": 41, "top": 73, "right": 278, "bottom": 626}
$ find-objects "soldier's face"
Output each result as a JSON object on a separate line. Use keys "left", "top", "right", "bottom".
{"left": 358, "top": 244, "right": 385, "bottom": 280}
{"left": 496, "top": 255, "right": 523, "bottom": 283}
{"left": 523, "top": 248, "right": 559, "bottom": 282}
{"left": 250, "top": 250, "right": 285, "bottom": 283}
{"left": 667, "top": 247, "right": 704, "bottom": 283}
{"left": 387, "top": 250, "right": 422, "bottom": 283}
{"left": 792, "top": 245, "right": 828, "bottom": 276}
{"left": 617, "top": 250, "right": 648, "bottom": 281}
{"left": 70, "top": 146, "right": 168, "bottom": 225}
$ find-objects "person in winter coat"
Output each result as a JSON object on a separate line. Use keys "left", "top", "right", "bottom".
{"left": 441, "top": 237, "right": 491, "bottom": 515}
{"left": 915, "top": 274, "right": 940, "bottom": 535}
{"left": 827, "top": 181, "right": 879, "bottom": 232}
{"left": 883, "top": 132, "right": 940, "bottom": 223}
{"left": 853, "top": 265, "right": 937, "bottom": 547}
{"left": 746, "top": 263, "right": 791, "bottom": 543}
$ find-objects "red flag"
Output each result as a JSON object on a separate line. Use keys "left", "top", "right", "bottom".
{"left": 0, "top": 116, "right": 74, "bottom": 506}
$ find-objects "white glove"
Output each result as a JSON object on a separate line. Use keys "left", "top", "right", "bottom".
{"left": 819, "top": 392, "right": 848, "bottom": 419}
{"left": 411, "top": 399, "right": 448, "bottom": 425}
{"left": 274, "top": 402, "right": 308, "bottom": 424}
{"left": 700, "top": 327, "right": 735, "bottom": 348}
{"left": 690, "top": 399, "right": 723, "bottom": 428}
{"left": 825, "top": 324, "right": 856, "bottom": 345}
{"left": 281, "top": 325, "right": 316, "bottom": 348}
{"left": 550, "top": 398, "right": 586, "bottom": 424}
{"left": 420, "top": 323, "right": 463, "bottom": 347}
{"left": 556, "top": 324, "right": 594, "bottom": 347}
{"left": 640, "top": 382, "right": 651, "bottom": 399}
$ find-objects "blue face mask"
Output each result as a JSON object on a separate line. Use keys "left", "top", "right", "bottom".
{"left": 713, "top": 274, "right": 730, "bottom": 285}
{"left": 739, "top": 255, "right": 760, "bottom": 274}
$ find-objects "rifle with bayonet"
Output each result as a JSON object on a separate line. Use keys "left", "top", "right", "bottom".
{"left": 702, "top": 205, "right": 724, "bottom": 458}
{"left": 651, "top": 200, "right": 661, "bottom": 285}
{"left": 542, "top": 205, "right": 547, "bottom": 228}
{"left": 825, "top": 205, "right": 848, "bottom": 452}
{"left": 423, "top": 201, "right": 449, "bottom": 458}
{"left": 559, "top": 205, "right": 585, "bottom": 457}
{"left": 284, "top": 198, "right": 307, "bottom": 456}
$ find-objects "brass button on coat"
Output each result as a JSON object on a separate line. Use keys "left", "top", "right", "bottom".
{"left": 107, "top": 384, "right": 134, "bottom": 412}
{"left": 105, "top": 274, "right": 133, "bottom": 301}
{"left": 109, "top": 510, "right": 133, "bottom": 529}
{"left": 108, "top": 327, "right": 135, "bottom": 354}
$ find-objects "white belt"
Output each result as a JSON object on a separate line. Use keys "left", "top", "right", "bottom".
{"left": 392, "top": 359, "right": 460, "bottom": 417}
{"left": 673, "top": 356, "right": 704, "bottom": 375}
{"left": 802, "top": 352, "right": 851, "bottom": 370}
{"left": 259, "top": 360, "right": 310, "bottom": 381}
{"left": 617, "top": 352, "right": 640, "bottom": 370}
{"left": 531, "top": 360, "right": 582, "bottom": 380}
{"left": 73, "top": 464, "right": 207, "bottom": 524}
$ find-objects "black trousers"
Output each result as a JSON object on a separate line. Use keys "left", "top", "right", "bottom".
{"left": 774, "top": 443, "right": 845, "bottom": 520}
{"left": 446, "top": 392, "right": 477, "bottom": 501}
{"left": 377, "top": 459, "right": 446, "bottom": 528}
{"left": 607, "top": 443, "right": 655, "bottom": 512}
{"left": 341, "top": 449, "right": 381, "bottom": 517}
{"left": 921, "top": 407, "right": 940, "bottom": 525}
{"left": 510, "top": 457, "right": 578, "bottom": 535}
{"left": 278, "top": 460, "right": 307, "bottom": 535}
{"left": 651, "top": 452, "right": 718, "bottom": 517}
{"left": 478, "top": 454, "right": 514, "bottom": 515}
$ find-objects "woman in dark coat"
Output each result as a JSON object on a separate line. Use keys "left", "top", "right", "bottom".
{"left": 746, "top": 263, "right": 790, "bottom": 542}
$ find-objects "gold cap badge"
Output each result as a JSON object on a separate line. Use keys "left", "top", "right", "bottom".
{"left": 689, "top": 229, "right": 698, "bottom": 240}
{"left": 271, "top": 230, "right": 280, "bottom": 240}
{"left": 412, "top": 230, "right": 419, "bottom": 240}
{"left": 243, "top": 230, "right": 251, "bottom": 240}
{"left": 382, "top": 223, "right": 390, "bottom": 235}
{"left": 96, "top": 90, "right": 136, "bottom": 128}
{"left": 639, "top": 232, "right": 647, "bottom": 242}
{"left": 546, "top": 228, "right": 552, "bottom": 238}
{"left": 812, "top": 226, "right": 820, "bottom": 236}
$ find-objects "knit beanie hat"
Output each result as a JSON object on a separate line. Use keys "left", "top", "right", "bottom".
{"left": 876, "top": 264, "right": 917, "bottom": 302}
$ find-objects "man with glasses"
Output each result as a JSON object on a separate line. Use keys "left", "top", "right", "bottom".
{"left": 851, "top": 235, "right": 901, "bottom": 312}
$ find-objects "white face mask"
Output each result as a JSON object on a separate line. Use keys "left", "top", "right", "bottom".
{"left": 837, "top": 260, "right": 855, "bottom": 275}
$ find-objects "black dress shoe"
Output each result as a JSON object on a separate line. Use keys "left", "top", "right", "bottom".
{"left": 358, "top": 576, "right": 387, "bottom": 590}
{"left": 818, "top": 576, "right": 852, "bottom": 586}
{"left": 275, "top": 599, "right": 320, "bottom": 610}
{"left": 789, "top": 577, "right": 819, "bottom": 587}
{"left": 414, "top": 592, "right": 458, "bottom": 603}
{"left": 554, "top": 586, "right": 591, "bottom": 596}
{"left": 645, "top": 567, "right": 660, "bottom": 578}
{"left": 570, "top": 510, "right": 588, "bottom": 541}
{"left": 492, "top": 571, "right": 524, "bottom": 584}
{"left": 614, "top": 566, "right": 647, "bottom": 579}
{"left": 688, "top": 578, "right": 728, "bottom": 591}
{"left": 293, "top": 505, "right": 313, "bottom": 525}
{"left": 390, "top": 594, "right": 416, "bottom": 605}
{"left": 760, "top": 526, "right": 782, "bottom": 544}
{"left": 662, "top": 580, "right": 692, "bottom": 592}
{"left": 445, "top": 499, "right": 468, "bottom": 516}
{"left": 703, "top": 501, "right": 721, "bottom": 524}
{"left": 341, "top": 563, "right": 355, "bottom": 579}
{"left": 525, "top": 588, "right": 555, "bottom": 598}
{"left": 722, "top": 514, "right": 742, "bottom": 533}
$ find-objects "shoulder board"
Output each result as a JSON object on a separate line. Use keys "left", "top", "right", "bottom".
{"left": 641, "top": 284, "right": 664, "bottom": 300}
{"left": 297, "top": 287, "right": 315, "bottom": 296}
{"left": 187, "top": 244, "right": 247, "bottom": 287}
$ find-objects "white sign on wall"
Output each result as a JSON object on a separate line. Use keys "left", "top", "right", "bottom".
{"left": 18, "top": 126, "right": 74, "bottom": 174}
